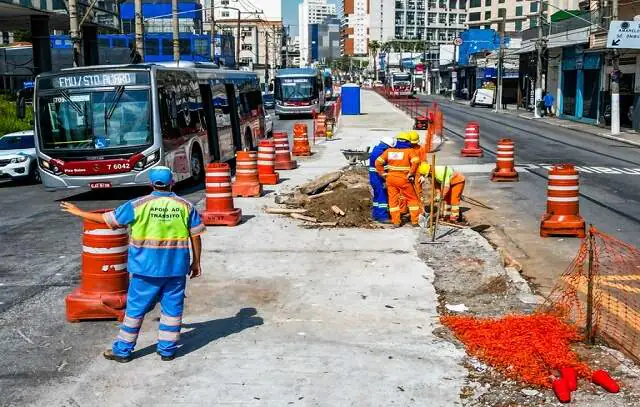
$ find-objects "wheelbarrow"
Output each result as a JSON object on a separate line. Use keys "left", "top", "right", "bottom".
{"left": 341, "top": 148, "right": 370, "bottom": 166}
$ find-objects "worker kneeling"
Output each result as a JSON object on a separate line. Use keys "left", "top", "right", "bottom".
{"left": 376, "top": 133, "right": 421, "bottom": 226}
{"left": 369, "top": 136, "right": 396, "bottom": 222}
{"left": 419, "top": 163, "right": 466, "bottom": 222}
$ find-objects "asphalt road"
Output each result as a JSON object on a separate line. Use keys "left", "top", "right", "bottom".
{"left": 417, "top": 95, "right": 640, "bottom": 247}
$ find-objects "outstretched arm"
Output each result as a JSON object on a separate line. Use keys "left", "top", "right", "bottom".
{"left": 60, "top": 202, "right": 107, "bottom": 224}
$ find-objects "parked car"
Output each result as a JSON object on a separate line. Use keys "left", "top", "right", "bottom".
{"left": 265, "top": 112, "right": 273, "bottom": 137}
{"left": 0, "top": 130, "right": 40, "bottom": 183}
{"left": 262, "top": 92, "right": 275, "bottom": 110}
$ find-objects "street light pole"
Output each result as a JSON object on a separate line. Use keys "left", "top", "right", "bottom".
{"left": 534, "top": 0, "right": 544, "bottom": 118}
{"left": 611, "top": 0, "right": 620, "bottom": 134}
{"left": 210, "top": 0, "right": 216, "bottom": 62}
{"left": 134, "top": 0, "right": 144, "bottom": 61}
{"left": 451, "top": 43, "right": 457, "bottom": 101}
{"left": 495, "top": 15, "right": 506, "bottom": 112}
{"left": 172, "top": 0, "right": 180, "bottom": 62}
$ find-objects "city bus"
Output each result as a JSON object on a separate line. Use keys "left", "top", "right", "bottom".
{"left": 274, "top": 68, "right": 324, "bottom": 118}
{"left": 22, "top": 62, "right": 265, "bottom": 190}
{"left": 388, "top": 71, "right": 413, "bottom": 97}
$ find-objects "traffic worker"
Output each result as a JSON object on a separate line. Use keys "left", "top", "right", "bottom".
{"left": 369, "top": 136, "right": 396, "bottom": 223}
{"left": 375, "top": 132, "right": 421, "bottom": 226}
{"left": 60, "top": 166, "right": 205, "bottom": 363}
{"left": 419, "top": 163, "right": 466, "bottom": 222}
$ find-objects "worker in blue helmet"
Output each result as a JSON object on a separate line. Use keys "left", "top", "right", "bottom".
{"left": 369, "top": 136, "right": 397, "bottom": 222}
{"left": 60, "top": 166, "right": 205, "bottom": 363}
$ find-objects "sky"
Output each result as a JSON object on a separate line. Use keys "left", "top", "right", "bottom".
{"left": 282, "top": 0, "right": 338, "bottom": 31}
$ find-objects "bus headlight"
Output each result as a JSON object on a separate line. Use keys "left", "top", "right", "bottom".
{"left": 133, "top": 150, "right": 160, "bottom": 171}
{"left": 39, "top": 158, "right": 64, "bottom": 175}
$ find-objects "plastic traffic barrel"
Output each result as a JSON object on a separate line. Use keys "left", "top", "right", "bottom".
{"left": 460, "top": 121, "right": 483, "bottom": 157}
{"left": 65, "top": 212, "right": 129, "bottom": 322}
{"left": 273, "top": 131, "right": 297, "bottom": 170}
{"left": 491, "top": 138, "right": 518, "bottom": 182}
{"left": 292, "top": 123, "right": 311, "bottom": 156}
{"left": 540, "top": 164, "right": 585, "bottom": 238}
{"left": 202, "top": 162, "right": 242, "bottom": 226}
{"left": 232, "top": 151, "right": 262, "bottom": 197}
{"left": 257, "top": 139, "right": 279, "bottom": 185}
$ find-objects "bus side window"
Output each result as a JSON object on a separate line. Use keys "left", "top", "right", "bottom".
{"left": 158, "top": 88, "right": 180, "bottom": 140}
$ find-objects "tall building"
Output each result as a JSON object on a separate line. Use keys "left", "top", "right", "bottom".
{"left": 202, "top": 0, "right": 283, "bottom": 78}
{"left": 467, "top": 0, "right": 581, "bottom": 33}
{"left": 342, "top": 0, "right": 370, "bottom": 56}
{"left": 298, "top": 0, "right": 337, "bottom": 66}
{"left": 370, "top": 0, "right": 466, "bottom": 44}
{"left": 309, "top": 16, "right": 342, "bottom": 64}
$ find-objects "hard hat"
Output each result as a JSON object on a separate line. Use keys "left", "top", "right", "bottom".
{"left": 418, "top": 162, "right": 431, "bottom": 176}
{"left": 380, "top": 136, "right": 396, "bottom": 147}
{"left": 408, "top": 130, "right": 420, "bottom": 144}
{"left": 396, "top": 131, "right": 410, "bottom": 141}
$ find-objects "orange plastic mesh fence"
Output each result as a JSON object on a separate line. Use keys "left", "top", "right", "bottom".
{"left": 441, "top": 313, "right": 591, "bottom": 388}
{"left": 543, "top": 227, "right": 640, "bottom": 363}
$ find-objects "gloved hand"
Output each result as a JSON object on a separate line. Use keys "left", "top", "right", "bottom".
{"left": 418, "top": 176, "right": 425, "bottom": 184}
{"left": 408, "top": 175, "right": 415, "bottom": 183}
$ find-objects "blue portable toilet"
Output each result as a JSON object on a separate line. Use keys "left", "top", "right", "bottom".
{"left": 341, "top": 83, "right": 361, "bottom": 115}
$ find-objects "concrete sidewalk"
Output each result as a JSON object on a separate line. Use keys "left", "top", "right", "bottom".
{"left": 35, "top": 91, "right": 466, "bottom": 406}
{"left": 423, "top": 93, "right": 640, "bottom": 148}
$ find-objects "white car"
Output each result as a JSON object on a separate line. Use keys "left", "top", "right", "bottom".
{"left": 264, "top": 112, "right": 273, "bottom": 137}
{"left": 0, "top": 130, "right": 40, "bottom": 183}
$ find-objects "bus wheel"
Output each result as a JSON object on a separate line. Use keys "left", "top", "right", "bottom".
{"left": 190, "top": 147, "right": 204, "bottom": 184}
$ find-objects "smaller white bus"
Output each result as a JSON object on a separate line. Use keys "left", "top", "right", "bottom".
{"left": 274, "top": 68, "right": 324, "bottom": 118}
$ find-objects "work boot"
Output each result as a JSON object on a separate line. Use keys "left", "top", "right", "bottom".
{"left": 103, "top": 349, "right": 132, "bottom": 363}
{"left": 157, "top": 352, "right": 175, "bottom": 361}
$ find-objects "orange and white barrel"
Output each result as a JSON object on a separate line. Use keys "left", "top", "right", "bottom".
{"left": 203, "top": 162, "right": 242, "bottom": 226}
{"left": 460, "top": 121, "right": 483, "bottom": 157}
{"left": 232, "top": 151, "right": 262, "bottom": 197}
{"left": 273, "top": 131, "right": 297, "bottom": 170}
{"left": 491, "top": 138, "right": 518, "bottom": 181}
{"left": 257, "top": 139, "right": 279, "bottom": 185}
{"left": 540, "top": 164, "right": 585, "bottom": 238}
{"left": 292, "top": 123, "right": 312, "bottom": 156}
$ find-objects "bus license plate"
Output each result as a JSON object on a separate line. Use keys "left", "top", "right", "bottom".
{"left": 89, "top": 182, "right": 112, "bottom": 189}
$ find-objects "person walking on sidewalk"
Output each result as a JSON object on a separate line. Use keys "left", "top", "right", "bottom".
{"left": 543, "top": 91, "right": 555, "bottom": 117}
{"left": 369, "top": 136, "right": 396, "bottom": 223}
{"left": 375, "top": 132, "right": 421, "bottom": 227}
{"left": 60, "top": 166, "right": 205, "bottom": 363}
{"left": 418, "top": 163, "right": 466, "bottom": 223}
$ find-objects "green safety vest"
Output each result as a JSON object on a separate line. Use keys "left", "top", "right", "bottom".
{"left": 129, "top": 196, "right": 191, "bottom": 249}
{"left": 434, "top": 166, "right": 455, "bottom": 186}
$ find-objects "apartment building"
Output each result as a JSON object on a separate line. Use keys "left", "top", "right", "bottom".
{"left": 299, "top": 0, "right": 337, "bottom": 66}
{"left": 342, "top": 0, "right": 370, "bottom": 56}
{"left": 467, "top": 0, "right": 581, "bottom": 33}
{"left": 370, "top": 0, "right": 466, "bottom": 44}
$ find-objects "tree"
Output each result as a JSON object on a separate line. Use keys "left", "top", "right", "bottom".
{"left": 369, "top": 40, "right": 381, "bottom": 81}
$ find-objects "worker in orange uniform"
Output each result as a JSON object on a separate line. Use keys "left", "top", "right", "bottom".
{"left": 399, "top": 130, "right": 424, "bottom": 215}
{"left": 418, "top": 163, "right": 466, "bottom": 222}
{"left": 375, "top": 132, "right": 421, "bottom": 226}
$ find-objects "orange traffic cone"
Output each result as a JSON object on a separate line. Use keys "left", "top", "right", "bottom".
{"left": 232, "top": 151, "right": 262, "bottom": 197}
{"left": 65, "top": 212, "right": 129, "bottom": 322}
{"left": 491, "top": 138, "right": 518, "bottom": 181}
{"left": 202, "top": 162, "right": 242, "bottom": 226}
{"left": 540, "top": 164, "right": 585, "bottom": 238}
{"left": 461, "top": 121, "right": 483, "bottom": 157}
{"left": 273, "top": 131, "right": 297, "bottom": 170}
{"left": 292, "top": 123, "right": 311, "bottom": 156}
{"left": 257, "top": 139, "right": 279, "bottom": 185}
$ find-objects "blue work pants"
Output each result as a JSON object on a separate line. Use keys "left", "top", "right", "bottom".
{"left": 369, "top": 170, "right": 389, "bottom": 221}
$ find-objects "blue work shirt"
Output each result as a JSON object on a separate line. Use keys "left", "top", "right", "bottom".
{"left": 103, "top": 191, "right": 205, "bottom": 278}
{"left": 369, "top": 142, "right": 391, "bottom": 170}
{"left": 544, "top": 94, "right": 555, "bottom": 107}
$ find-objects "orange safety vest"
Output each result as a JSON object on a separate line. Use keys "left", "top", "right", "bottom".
{"left": 375, "top": 147, "right": 420, "bottom": 177}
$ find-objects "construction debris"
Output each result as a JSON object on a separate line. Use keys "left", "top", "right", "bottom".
{"left": 331, "top": 206, "right": 346, "bottom": 216}
{"left": 298, "top": 171, "right": 342, "bottom": 195}
{"left": 264, "top": 208, "right": 308, "bottom": 215}
{"left": 290, "top": 213, "right": 317, "bottom": 223}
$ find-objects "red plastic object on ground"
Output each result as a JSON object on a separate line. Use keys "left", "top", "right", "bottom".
{"left": 560, "top": 367, "right": 578, "bottom": 391}
{"left": 540, "top": 164, "right": 585, "bottom": 238}
{"left": 592, "top": 370, "right": 620, "bottom": 393}
{"left": 65, "top": 212, "right": 128, "bottom": 322}
{"left": 552, "top": 378, "right": 572, "bottom": 403}
{"left": 202, "top": 162, "right": 242, "bottom": 226}
{"left": 491, "top": 138, "right": 518, "bottom": 182}
{"left": 460, "top": 121, "right": 483, "bottom": 157}
{"left": 232, "top": 151, "right": 262, "bottom": 197}
{"left": 273, "top": 131, "right": 297, "bottom": 170}
{"left": 257, "top": 139, "right": 279, "bottom": 185}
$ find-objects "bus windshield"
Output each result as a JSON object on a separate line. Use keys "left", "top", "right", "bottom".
{"left": 393, "top": 73, "right": 411, "bottom": 84}
{"left": 38, "top": 89, "right": 152, "bottom": 151}
{"left": 275, "top": 77, "right": 317, "bottom": 102}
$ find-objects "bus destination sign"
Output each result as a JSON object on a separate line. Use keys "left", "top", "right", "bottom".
{"left": 56, "top": 73, "right": 136, "bottom": 88}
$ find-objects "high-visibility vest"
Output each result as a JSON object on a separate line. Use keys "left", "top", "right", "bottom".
{"left": 375, "top": 147, "right": 419, "bottom": 176}
{"left": 129, "top": 196, "right": 192, "bottom": 249}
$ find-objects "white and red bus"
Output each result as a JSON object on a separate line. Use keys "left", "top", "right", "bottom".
{"left": 388, "top": 72, "right": 413, "bottom": 97}
{"left": 24, "top": 62, "right": 265, "bottom": 190}
{"left": 274, "top": 68, "right": 325, "bottom": 119}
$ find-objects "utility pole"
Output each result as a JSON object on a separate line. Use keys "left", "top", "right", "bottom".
{"left": 265, "top": 31, "right": 270, "bottom": 83}
{"left": 210, "top": 0, "right": 215, "bottom": 62}
{"left": 611, "top": 0, "right": 621, "bottom": 134}
{"left": 495, "top": 15, "right": 506, "bottom": 112}
{"left": 172, "top": 0, "right": 179, "bottom": 62}
{"left": 285, "top": 25, "right": 290, "bottom": 68}
{"left": 534, "top": 0, "right": 544, "bottom": 118}
{"left": 236, "top": 12, "right": 240, "bottom": 69}
{"left": 69, "top": 0, "right": 81, "bottom": 66}
{"left": 135, "top": 0, "right": 144, "bottom": 61}
{"left": 451, "top": 43, "right": 457, "bottom": 101}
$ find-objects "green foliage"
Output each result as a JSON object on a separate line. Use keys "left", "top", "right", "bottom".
{"left": 12, "top": 30, "right": 32, "bottom": 43}
{"left": 0, "top": 95, "right": 33, "bottom": 136}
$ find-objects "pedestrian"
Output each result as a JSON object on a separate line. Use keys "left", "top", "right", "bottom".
{"left": 60, "top": 166, "right": 205, "bottom": 363}
{"left": 375, "top": 132, "right": 421, "bottom": 227}
{"left": 418, "top": 163, "right": 466, "bottom": 223}
{"left": 368, "top": 136, "right": 396, "bottom": 223}
{"left": 543, "top": 91, "right": 555, "bottom": 117}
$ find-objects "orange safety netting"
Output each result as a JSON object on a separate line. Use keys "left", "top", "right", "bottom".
{"left": 544, "top": 227, "right": 640, "bottom": 363}
{"left": 441, "top": 313, "right": 591, "bottom": 388}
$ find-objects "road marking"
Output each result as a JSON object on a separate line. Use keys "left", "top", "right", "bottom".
{"left": 447, "top": 163, "right": 640, "bottom": 175}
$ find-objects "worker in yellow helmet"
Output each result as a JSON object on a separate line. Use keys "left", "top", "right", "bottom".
{"left": 418, "top": 163, "right": 466, "bottom": 223}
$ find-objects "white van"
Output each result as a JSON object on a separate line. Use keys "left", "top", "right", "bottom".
{"left": 470, "top": 88, "right": 495, "bottom": 107}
